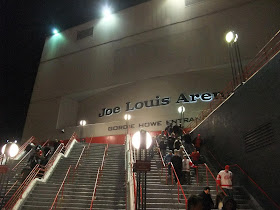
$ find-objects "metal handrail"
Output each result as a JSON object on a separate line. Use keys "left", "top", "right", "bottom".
{"left": 206, "top": 149, "right": 280, "bottom": 208}
{"left": 203, "top": 163, "right": 227, "bottom": 196}
{"left": 90, "top": 144, "right": 108, "bottom": 210}
{"left": 14, "top": 136, "right": 35, "bottom": 159}
{"left": 64, "top": 132, "right": 77, "bottom": 154}
{"left": 75, "top": 146, "right": 86, "bottom": 170}
{"left": 156, "top": 140, "right": 188, "bottom": 208}
{"left": 12, "top": 149, "right": 33, "bottom": 171}
{"left": 186, "top": 30, "right": 280, "bottom": 133}
{"left": 170, "top": 162, "right": 188, "bottom": 209}
{"left": 0, "top": 180, "right": 18, "bottom": 203}
{"left": 4, "top": 164, "right": 40, "bottom": 210}
{"left": 41, "top": 139, "right": 50, "bottom": 147}
{"left": 50, "top": 165, "right": 72, "bottom": 210}
{"left": 230, "top": 164, "right": 280, "bottom": 209}
{"left": 129, "top": 136, "right": 137, "bottom": 210}
{"left": 40, "top": 143, "right": 64, "bottom": 176}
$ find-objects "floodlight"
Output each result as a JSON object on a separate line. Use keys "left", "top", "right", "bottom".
{"left": 124, "top": 114, "right": 131, "bottom": 121}
{"left": 52, "top": 28, "right": 59, "bottom": 35}
{"left": 102, "top": 6, "right": 112, "bottom": 17}
{"left": 178, "top": 106, "right": 185, "bottom": 113}
{"left": 80, "top": 120, "right": 87, "bottom": 126}
{"left": 9, "top": 143, "right": 19, "bottom": 158}
{"left": 132, "top": 131, "right": 152, "bottom": 149}
{"left": 226, "top": 31, "right": 234, "bottom": 43}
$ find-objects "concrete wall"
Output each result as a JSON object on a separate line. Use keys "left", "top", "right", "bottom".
{"left": 192, "top": 53, "right": 280, "bottom": 209}
{"left": 23, "top": 0, "right": 280, "bottom": 140}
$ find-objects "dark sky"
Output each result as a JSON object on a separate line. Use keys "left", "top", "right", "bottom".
{"left": 0, "top": 0, "right": 148, "bottom": 142}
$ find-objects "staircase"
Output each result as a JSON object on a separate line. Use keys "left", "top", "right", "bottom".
{"left": 92, "top": 144, "right": 126, "bottom": 209}
{"left": 20, "top": 142, "right": 106, "bottom": 209}
{"left": 145, "top": 153, "right": 186, "bottom": 209}
{"left": 0, "top": 150, "right": 32, "bottom": 208}
{"left": 144, "top": 147, "right": 258, "bottom": 210}
{"left": 182, "top": 163, "right": 255, "bottom": 210}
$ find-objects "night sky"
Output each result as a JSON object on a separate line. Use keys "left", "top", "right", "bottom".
{"left": 0, "top": 0, "right": 148, "bottom": 142}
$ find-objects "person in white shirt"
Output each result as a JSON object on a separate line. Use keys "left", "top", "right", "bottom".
{"left": 182, "top": 155, "right": 191, "bottom": 185}
{"left": 217, "top": 165, "right": 233, "bottom": 197}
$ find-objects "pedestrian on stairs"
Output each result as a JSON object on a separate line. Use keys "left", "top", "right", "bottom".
{"left": 182, "top": 155, "right": 191, "bottom": 185}
{"left": 164, "top": 150, "right": 173, "bottom": 176}
{"left": 199, "top": 186, "right": 214, "bottom": 210}
{"left": 217, "top": 165, "right": 233, "bottom": 197}
{"left": 187, "top": 195, "right": 203, "bottom": 210}
{"left": 171, "top": 149, "right": 182, "bottom": 183}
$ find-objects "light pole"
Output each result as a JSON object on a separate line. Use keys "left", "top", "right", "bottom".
{"left": 132, "top": 130, "right": 152, "bottom": 210}
{"left": 178, "top": 105, "right": 185, "bottom": 128}
{"left": 225, "top": 31, "right": 244, "bottom": 88}
{"left": 79, "top": 120, "right": 87, "bottom": 142}
{"left": 124, "top": 114, "right": 131, "bottom": 135}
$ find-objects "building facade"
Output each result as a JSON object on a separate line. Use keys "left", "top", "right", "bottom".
{"left": 23, "top": 0, "right": 280, "bottom": 140}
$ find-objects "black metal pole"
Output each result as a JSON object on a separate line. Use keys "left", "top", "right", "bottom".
{"left": 228, "top": 43, "right": 237, "bottom": 88}
{"left": 235, "top": 42, "right": 244, "bottom": 82}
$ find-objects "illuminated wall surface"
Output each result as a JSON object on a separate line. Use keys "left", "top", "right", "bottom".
{"left": 23, "top": 0, "right": 280, "bottom": 140}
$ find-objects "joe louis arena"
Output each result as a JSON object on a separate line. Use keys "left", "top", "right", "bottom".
{"left": 1, "top": 0, "right": 280, "bottom": 209}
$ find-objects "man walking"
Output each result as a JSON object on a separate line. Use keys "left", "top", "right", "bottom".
{"left": 217, "top": 165, "right": 233, "bottom": 197}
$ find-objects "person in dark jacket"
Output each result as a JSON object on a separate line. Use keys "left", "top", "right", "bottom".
{"left": 188, "top": 195, "right": 203, "bottom": 210}
{"left": 199, "top": 186, "right": 214, "bottom": 210}
{"left": 171, "top": 150, "right": 182, "bottom": 183}
{"left": 159, "top": 139, "right": 167, "bottom": 156}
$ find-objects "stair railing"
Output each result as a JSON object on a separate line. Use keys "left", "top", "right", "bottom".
{"left": 170, "top": 162, "right": 188, "bottom": 209}
{"left": 41, "top": 139, "right": 50, "bottom": 147}
{"left": 64, "top": 132, "right": 77, "bottom": 154}
{"left": 50, "top": 165, "right": 72, "bottom": 210}
{"left": 71, "top": 145, "right": 86, "bottom": 182}
{"left": 4, "top": 164, "right": 40, "bottom": 210}
{"left": 196, "top": 163, "right": 227, "bottom": 196}
{"left": 13, "top": 136, "right": 35, "bottom": 160}
{"left": 128, "top": 135, "right": 137, "bottom": 210}
{"left": 155, "top": 140, "right": 169, "bottom": 184}
{"left": 229, "top": 164, "right": 280, "bottom": 209}
{"left": 156, "top": 141, "right": 188, "bottom": 208}
{"left": 11, "top": 149, "right": 33, "bottom": 171}
{"left": 206, "top": 149, "right": 280, "bottom": 209}
{"left": 243, "top": 29, "right": 280, "bottom": 80}
{"left": 186, "top": 30, "right": 280, "bottom": 133}
{"left": 11, "top": 139, "right": 50, "bottom": 172}
{"left": 90, "top": 144, "right": 109, "bottom": 210}
{"left": 39, "top": 143, "right": 64, "bottom": 177}
{"left": 0, "top": 179, "right": 18, "bottom": 204}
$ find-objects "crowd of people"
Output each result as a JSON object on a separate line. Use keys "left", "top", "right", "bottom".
{"left": 21, "top": 139, "right": 63, "bottom": 182}
{"left": 155, "top": 122, "right": 236, "bottom": 210}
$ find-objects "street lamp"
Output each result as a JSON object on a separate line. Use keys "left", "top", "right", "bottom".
{"left": 178, "top": 105, "right": 185, "bottom": 128}
{"left": 79, "top": 120, "right": 87, "bottom": 142}
{"left": 124, "top": 114, "right": 131, "bottom": 135}
{"left": 131, "top": 130, "right": 152, "bottom": 150}
{"left": 132, "top": 130, "right": 152, "bottom": 209}
{"left": 1, "top": 142, "right": 19, "bottom": 164}
{"left": 102, "top": 6, "right": 112, "bottom": 17}
{"left": 52, "top": 28, "right": 59, "bottom": 35}
{"left": 225, "top": 31, "right": 244, "bottom": 88}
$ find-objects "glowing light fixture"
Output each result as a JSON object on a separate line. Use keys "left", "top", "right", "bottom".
{"left": 52, "top": 28, "right": 59, "bottom": 35}
{"left": 1, "top": 143, "right": 19, "bottom": 158}
{"left": 178, "top": 106, "right": 185, "bottom": 113}
{"left": 9, "top": 143, "right": 19, "bottom": 158}
{"left": 124, "top": 114, "right": 131, "bottom": 121}
{"left": 102, "top": 6, "right": 112, "bottom": 17}
{"left": 132, "top": 131, "right": 152, "bottom": 149}
{"left": 80, "top": 120, "right": 87, "bottom": 126}
{"left": 1, "top": 144, "right": 6, "bottom": 155}
{"left": 226, "top": 31, "right": 238, "bottom": 43}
